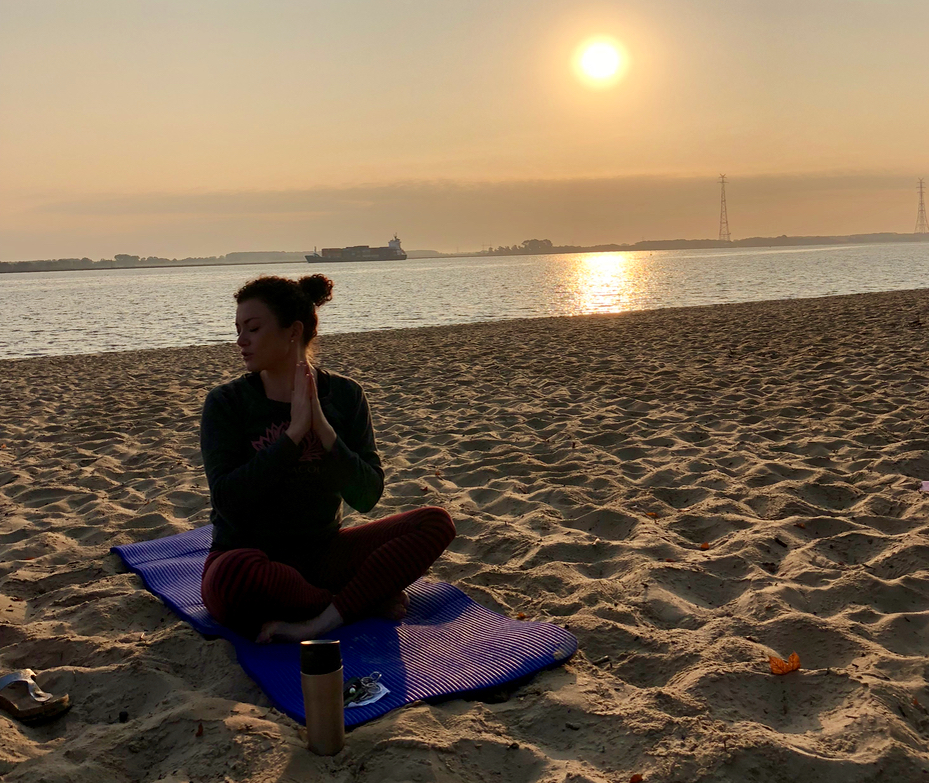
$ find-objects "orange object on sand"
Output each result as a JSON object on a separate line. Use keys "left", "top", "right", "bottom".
{"left": 700, "top": 542, "right": 709, "bottom": 550}
{"left": 769, "top": 652, "right": 801, "bottom": 674}
{"left": 630, "top": 775, "right": 645, "bottom": 783}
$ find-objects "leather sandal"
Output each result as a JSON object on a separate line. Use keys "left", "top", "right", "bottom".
{"left": 0, "top": 669, "right": 71, "bottom": 725}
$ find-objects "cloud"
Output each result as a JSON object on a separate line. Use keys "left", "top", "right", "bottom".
{"left": 7, "top": 171, "right": 922, "bottom": 260}
{"left": 34, "top": 170, "right": 913, "bottom": 217}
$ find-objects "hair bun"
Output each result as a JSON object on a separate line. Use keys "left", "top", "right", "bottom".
{"left": 298, "top": 274, "right": 334, "bottom": 308}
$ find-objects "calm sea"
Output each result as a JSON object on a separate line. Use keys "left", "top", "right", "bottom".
{"left": 2, "top": 243, "right": 928, "bottom": 360}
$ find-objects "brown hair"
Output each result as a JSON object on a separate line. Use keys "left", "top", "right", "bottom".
{"left": 234, "top": 274, "right": 334, "bottom": 346}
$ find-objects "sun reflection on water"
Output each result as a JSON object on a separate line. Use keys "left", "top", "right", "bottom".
{"left": 569, "top": 252, "right": 643, "bottom": 315}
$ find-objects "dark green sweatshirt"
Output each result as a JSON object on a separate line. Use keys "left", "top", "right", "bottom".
{"left": 200, "top": 368, "right": 385, "bottom": 567}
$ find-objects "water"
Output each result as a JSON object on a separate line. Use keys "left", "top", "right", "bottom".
{"left": 1, "top": 243, "right": 928, "bottom": 359}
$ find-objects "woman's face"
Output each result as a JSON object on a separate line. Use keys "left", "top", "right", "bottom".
{"left": 235, "top": 298, "right": 299, "bottom": 373}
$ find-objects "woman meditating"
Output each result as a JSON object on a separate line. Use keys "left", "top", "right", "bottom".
{"left": 199, "top": 274, "right": 456, "bottom": 643}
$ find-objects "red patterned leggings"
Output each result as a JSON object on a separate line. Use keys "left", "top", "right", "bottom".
{"left": 200, "top": 506, "right": 455, "bottom": 638}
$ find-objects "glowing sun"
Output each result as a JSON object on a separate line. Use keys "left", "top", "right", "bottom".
{"left": 581, "top": 43, "right": 620, "bottom": 79}
{"left": 575, "top": 38, "right": 626, "bottom": 87}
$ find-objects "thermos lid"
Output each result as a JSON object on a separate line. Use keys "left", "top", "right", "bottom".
{"left": 300, "top": 639, "right": 342, "bottom": 675}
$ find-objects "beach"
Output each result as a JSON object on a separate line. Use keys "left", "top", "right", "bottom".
{"left": 2, "top": 287, "right": 929, "bottom": 782}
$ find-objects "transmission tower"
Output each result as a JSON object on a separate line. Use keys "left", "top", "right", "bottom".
{"left": 916, "top": 178, "right": 929, "bottom": 234}
{"left": 718, "top": 174, "right": 731, "bottom": 242}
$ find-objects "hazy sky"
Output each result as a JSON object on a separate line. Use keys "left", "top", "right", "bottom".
{"left": 2, "top": 0, "right": 928, "bottom": 260}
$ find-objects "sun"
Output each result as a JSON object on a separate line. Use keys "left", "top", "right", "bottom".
{"left": 574, "top": 38, "right": 627, "bottom": 88}
{"left": 581, "top": 43, "right": 620, "bottom": 79}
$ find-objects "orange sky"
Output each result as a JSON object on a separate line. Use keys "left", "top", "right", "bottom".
{"left": 2, "top": 0, "right": 928, "bottom": 260}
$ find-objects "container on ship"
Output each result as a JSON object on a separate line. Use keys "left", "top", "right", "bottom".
{"left": 306, "top": 235, "right": 407, "bottom": 262}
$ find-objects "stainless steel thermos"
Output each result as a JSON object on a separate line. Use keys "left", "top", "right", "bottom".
{"left": 300, "top": 639, "right": 345, "bottom": 755}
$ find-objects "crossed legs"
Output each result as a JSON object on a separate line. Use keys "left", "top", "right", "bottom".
{"left": 200, "top": 506, "right": 455, "bottom": 642}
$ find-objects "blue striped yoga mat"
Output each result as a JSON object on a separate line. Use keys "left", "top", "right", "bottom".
{"left": 111, "top": 526, "right": 577, "bottom": 727}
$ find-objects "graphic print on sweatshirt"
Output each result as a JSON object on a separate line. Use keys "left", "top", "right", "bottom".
{"left": 251, "top": 422, "right": 326, "bottom": 462}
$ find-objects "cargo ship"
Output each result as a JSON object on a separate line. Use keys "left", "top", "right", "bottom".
{"left": 306, "top": 235, "right": 407, "bottom": 263}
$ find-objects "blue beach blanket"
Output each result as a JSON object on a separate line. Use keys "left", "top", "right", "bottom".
{"left": 111, "top": 526, "right": 578, "bottom": 727}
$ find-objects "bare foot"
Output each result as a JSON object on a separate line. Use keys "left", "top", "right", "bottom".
{"left": 255, "top": 618, "right": 323, "bottom": 644}
{"left": 377, "top": 591, "right": 410, "bottom": 622}
{"left": 255, "top": 603, "right": 344, "bottom": 644}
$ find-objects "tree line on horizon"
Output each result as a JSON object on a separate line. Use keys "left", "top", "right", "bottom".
{"left": 0, "top": 251, "right": 308, "bottom": 274}
{"left": 3, "top": 231, "right": 928, "bottom": 273}
{"left": 479, "top": 232, "right": 929, "bottom": 257}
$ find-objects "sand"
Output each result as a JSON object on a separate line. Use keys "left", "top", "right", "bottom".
{"left": 2, "top": 288, "right": 929, "bottom": 782}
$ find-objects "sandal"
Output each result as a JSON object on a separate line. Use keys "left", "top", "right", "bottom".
{"left": 0, "top": 669, "right": 71, "bottom": 725}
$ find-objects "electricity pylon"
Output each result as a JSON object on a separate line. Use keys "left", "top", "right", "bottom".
{"left": 916, "top": 178, "right": 929, "bottom": 234}
{"left": 718, "top": 175, "right": 731, "bottom": 242}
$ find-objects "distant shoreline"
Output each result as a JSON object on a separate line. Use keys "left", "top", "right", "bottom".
{"left": 2, "top": 232, "right": 927, "bottom": 273}
{"left": 0, "top": 252, "right": 311, "bottom": 275}
{"left": 0, "top": 258, "right": 312, "bottom": 275}
{"left": 451, "top": 231, "right": 929, "bottom": 258}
